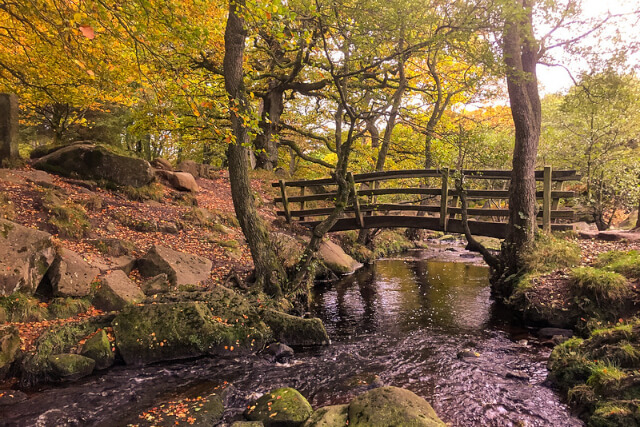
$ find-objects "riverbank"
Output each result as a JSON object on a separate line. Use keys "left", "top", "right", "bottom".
{"left": 2, "top": 250, "right": 582, "bottom": 426}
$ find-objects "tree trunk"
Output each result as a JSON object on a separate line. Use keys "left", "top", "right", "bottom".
{"left": 635, "top": 197, "right": 640, "bottom": 229}
{"left": 224, "top": 0, "right": 286, "bottom": 297}
{"left": 497, "top": 0, "right": 542, "bottom": 293}
{"left": 254, "top": 83, "right": 284, "bottom": 170}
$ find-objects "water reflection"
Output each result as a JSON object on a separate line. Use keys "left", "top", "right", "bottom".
{"left": 313, "top": 259, "right": 493, "bottom": 337}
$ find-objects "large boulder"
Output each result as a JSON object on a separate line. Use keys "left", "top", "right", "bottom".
{"left": 303, "top": 405, "right": 349, "bottom": 427}
{"left": 80, "top": 329, "right": 114, "bottom": 370}
{"left": 0, "top": 326, "right": 20, "bottom": 379}
{"left": 318, "top": 240, "right": 362, "bottom": 275}
{"left": 93, "top": 270, "right": 145, "bottom": 312}
{"left": 244, "top": 387, "right": 313, "bottom": 426}
{"left": 168, "top": 171, "right": 199, "bottom": 192}
{"left": 0, "top": 219, "right": 55, "bottom": 295}
{"left": 34, "top": 143, "right": 155, "bottom": 187}
{"left": 46, "top": 248, "right": 100, "bottom": 297}
{"left": 48, "top": 354, "right": 95, "bottom": 381}
{"left": 176, "top": 160, "right": 215, "bottom": 179}
{"left": 150, "top": 157, "right": 173, "bottom": 171}
{"left": 112, "top": 301, "right": 267, "bottom": 365}
{"left": 136, "top": 245, "right": 212, "bottom": 287}
{"left": 347, "top": 386, "right": 445, "bottom": 427}
{"left": 262, "top": 310, "right": 330, "bottom": 346}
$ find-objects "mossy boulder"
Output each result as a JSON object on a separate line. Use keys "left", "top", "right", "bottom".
{"left": 548, "top": 321, "right": 640, "bottom": 426}
{"left": 244, "top": 387, "right": 313, "bottom": 426}
{"left": 48, "top": 354, "right": 95, "bottom": 381}
{"left": 262, "top": 310, "right": 330, "bottom": 346}
{"left": 80, "top": 329, "right": 114, "bottom": 370}
{"left": 302, "top": 404, "right": 349, "bottom": 427}
{"left": 112, "top": 301, "right": 268, "bottom": 365}
{"left": 347, "top": 386, "right": 445, "bottom": 427}
{"left": 20, "top": 317, "right": 110, "bottom": 386}
{"left": 232, "top": 422, "right": 264, "bottom": 427}
{"left": 0, "top": 326, "right": 20, "bottom": 379}
{"left": 34, "top": 143, "right": 155, "bottom": 187}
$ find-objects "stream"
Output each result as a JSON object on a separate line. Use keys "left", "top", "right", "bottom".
{"left": 1, "top": 246, "right": 582, "bottom": 426}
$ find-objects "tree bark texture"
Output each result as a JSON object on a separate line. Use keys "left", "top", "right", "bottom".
{"left": 499, "top": 0, "right": 542, "bottom": 290}
{"left": 224, "top": 0, "right": 286, "bottom": 297}
{"left": 254, "top": 83, "right": 284, "bottom": 170}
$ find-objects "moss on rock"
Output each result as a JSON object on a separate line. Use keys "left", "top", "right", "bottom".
{"left": 549, "top": 320, "right": 640, "bottom": 426}
{"left": 0, "top": 326, "right": 20, "bottom": 379}
{"left": 347, "top": 386, "right": 445, "bottom": 427}
{"left": 244, "top": 387, "right": 313, "bottom": 426}
{"left": 20, "top": 317, "right": 109, "bottom": 386}
{"left": 302, "top": 404, "right": 349, "bottom": 427}
{"left": 262, "top": 309, "right": 330, "bottom": 347}
{"left": 80, "top": 329, "right": 114, "bottom": 370}
{"left": 48, "top": 353, "right": 95, "bottom": 381}
{"left": 112, "top": 301, "right": 269, "bottom": 365}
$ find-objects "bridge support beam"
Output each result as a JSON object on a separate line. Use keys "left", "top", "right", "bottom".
{"left": 439, "top": 168, "right": 450, "bottom": 231}
{"left": 543, "top": 165, "right": 552, "bottom": 233}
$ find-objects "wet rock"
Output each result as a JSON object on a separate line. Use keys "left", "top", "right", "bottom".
{"left": 347, "top": 386, "right": 445, "bottom": 426}
{"left": 244, "top": 387, "right": 313, "bottom": 426}
{"left": 93, "top": 270, "right": 145, "bottom": 312}
{"left": 112, "top": 301, "right": 268, "bottom": 366}
{"left": 136, "top": 245, "right": 212, "bottom": 287}
{"left": 538, "top": 328, "right": 573, "bottom": 339}
{"left": 506, "top": 371, "right": 530, "bottom": 381}
{"left": 34, "top": 143, "right": 155, "bottom": 187}
{"left": 46, "top": 248, "right": 100, "bottom": 297}
{"left": 264, "top": 342, "right": 294, "bottom": 363}
{"left": 141, "top": 274, "right": 170, "bottom": 296}
{"left": 0, "top": 219, "right": 55, "bottom": 296}
{"left": 80, "top": 329, "right": 114, "bottom": 370}
{"left": 262, "top": 310, "right": 330, "bottom": 347}
{"left": 318, "top": 240, "right": 362, "bottom": 275}
{"left": 0, "top": 390, "right": 27, "bottom": 406}
{"left": 48, "top": 354, "right": 95, "bottom": 381}
{"left": 456, "top": 349, "right": 480, "bottom": 359}
{"left": 302, "top": 404, "right": 348, "bottom": 427}
{"left": 0, "top": 326, "right": 20, "bottom": 379}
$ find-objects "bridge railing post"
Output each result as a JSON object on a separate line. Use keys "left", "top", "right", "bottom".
{"left": 347, "top": 172, "right": 365, "bottom": 228}
{"left": 299, "top": 186, "right": 306, "bottom": 221}
{"left": 439, "top": 168, "right": 450, "bottom": 231}
{"left": 543, "top": 165, "right": 552, "bottom": 233}
{"left": 279, "top": 179, "right": 291, "bottom": 224}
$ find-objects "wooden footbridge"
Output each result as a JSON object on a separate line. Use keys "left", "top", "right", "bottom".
{"left": 272, "top": 167, "right": 579, "bottom": 239}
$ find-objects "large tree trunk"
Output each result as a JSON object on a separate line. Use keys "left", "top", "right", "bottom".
{"left": 224, "top": 0, "right": 286, "bottom": 297}
{"left": 254, "top": 83, "right": 284, "bottom": 170}
{"left": 497, "top": 0, "right": 542, "bottom": 293}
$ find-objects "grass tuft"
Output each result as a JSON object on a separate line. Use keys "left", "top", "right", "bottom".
{"left": 569, "top": 267, "right": 629, "bottom": 305}
{"left": 596, "top": 250, "right": 640, "bottom": 279}
{"left": 522, "top": 233, "right": 581, "bottom": 273}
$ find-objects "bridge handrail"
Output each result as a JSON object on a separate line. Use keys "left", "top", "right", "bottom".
{"left": 273, "top": 167, "right": 580, "bottom": 236}
{"left": 270, "top": 168, "right": 580, "bottom": 188}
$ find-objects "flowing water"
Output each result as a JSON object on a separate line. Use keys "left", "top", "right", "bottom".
{"left": 1, "top": 247, "right": 583, "bottom": 426}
